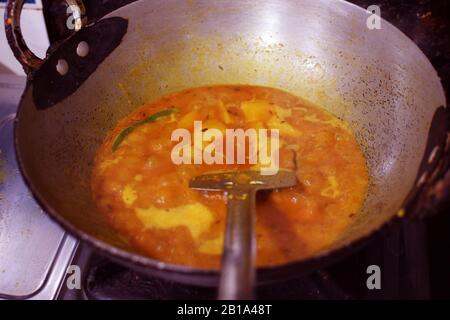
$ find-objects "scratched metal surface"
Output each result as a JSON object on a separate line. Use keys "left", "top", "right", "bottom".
{"left": 0, "top": 74, "right": 77, "bottom": 299}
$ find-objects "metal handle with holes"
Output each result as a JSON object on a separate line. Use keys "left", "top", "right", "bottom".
{"left": 218, "top": 189, "right": 256, "bottom": 300}
{"left": 405, "top": 106, "right": 450, "bottom": 218}
{"left": 4, "top": 0, "right": 86, "bottom": 74}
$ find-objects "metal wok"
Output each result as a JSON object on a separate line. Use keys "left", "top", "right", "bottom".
{"left": 5, "top": 0, "right": 449, "bottom": 288}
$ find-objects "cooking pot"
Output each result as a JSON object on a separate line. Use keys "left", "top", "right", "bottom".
{"left": 4, "top": 0, "right": 449, "bottom": 288}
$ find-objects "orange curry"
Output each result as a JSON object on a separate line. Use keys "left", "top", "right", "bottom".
{"left": 92, "top": 85, "right": 368, "bottom": 269}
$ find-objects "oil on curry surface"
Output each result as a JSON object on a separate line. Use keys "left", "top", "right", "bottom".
{"left": 92, "top": 85, "right": 368, "bottom": 269}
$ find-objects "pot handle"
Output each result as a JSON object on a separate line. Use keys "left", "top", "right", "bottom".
{"left": 405, "top": 106, "right": 450, "bottom": 219}
{"left": 4, "top": 0, "right": 86, "bottom": 74}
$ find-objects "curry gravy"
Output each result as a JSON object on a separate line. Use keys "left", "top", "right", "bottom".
{"left": 92, "top": 85, "right": 368, "bottom": 268}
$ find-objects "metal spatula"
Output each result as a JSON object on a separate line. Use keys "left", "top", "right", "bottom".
{"left": 190, "top": 170, "right": 297, "bottom": 300}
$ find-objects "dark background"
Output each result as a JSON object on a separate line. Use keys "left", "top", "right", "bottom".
{"left": 348, "top": 0, "right": 450, "bottom": 299}
{"left": 41, "top": 0, "right": 450, "bottom": 299}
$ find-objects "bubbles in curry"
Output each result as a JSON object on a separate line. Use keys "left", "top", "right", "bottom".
{"left": 92, "top": 85, "right": 368, "bottom": 269}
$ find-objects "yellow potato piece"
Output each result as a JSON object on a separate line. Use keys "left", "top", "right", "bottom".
{"left": 218, "top": 101, "right": 233, "bottom": 124}
{"left": 136, "top": 203, "right": 214, "bottom": 238}
{"left": 321, "top": 176, "right": 340, "bottom": 198}
{"left": 241, "top": 100, "right": 273, "bottom": 122}
{"left": 198, "top": 236, "right": 224, "bottom": 255}
{"left": 274, "top": 105, "right": 292, "bottom": 119}
{"left": 267, "top": 116, "right": 300, "bottom": 137}
{"left": 122, "top": 184, "right": 138, "bottom": 207}
{"left": 179, "top": 110, "right": 200, "bottom": 128}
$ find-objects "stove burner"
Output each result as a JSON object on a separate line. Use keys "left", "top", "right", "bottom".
{"left": 82, "top": 256, "right": 348, "bottom": 300}
{"left": 59, "top": 218, "right": 434, "bottom": 300}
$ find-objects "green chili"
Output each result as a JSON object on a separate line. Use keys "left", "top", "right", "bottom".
{"left": 112, "top": 107, "right": 178, "bottom": 152}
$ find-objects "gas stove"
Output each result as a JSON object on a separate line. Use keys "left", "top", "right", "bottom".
{"left": 57, "top": 219, "right": 433, "bottom": 300}
{"left": 0, "top": 74, "right": 78, "bottom": 300}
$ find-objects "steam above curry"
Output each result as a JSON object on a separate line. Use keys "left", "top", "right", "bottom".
{"left": 92, "top": 85, "right": 368, "bottom": 269}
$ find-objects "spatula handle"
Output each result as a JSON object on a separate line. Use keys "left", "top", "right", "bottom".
{"left": 218, "top": 189, "right": 256, "bottom": 300}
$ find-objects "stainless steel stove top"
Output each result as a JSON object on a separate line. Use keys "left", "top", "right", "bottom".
{"left": 0, "top": 74, "right": 78, "bottom": 300}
